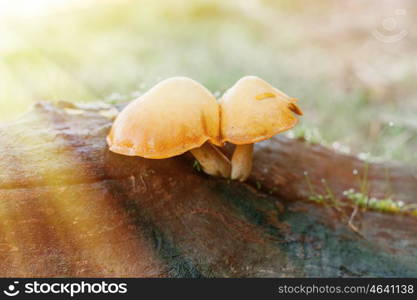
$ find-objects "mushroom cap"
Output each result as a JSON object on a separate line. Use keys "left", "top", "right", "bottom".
{"left": 107, "top": 77, "right": 221, "bottom": 159}
{"left": 220, "top": 76, "right": 303, "bottom": 145}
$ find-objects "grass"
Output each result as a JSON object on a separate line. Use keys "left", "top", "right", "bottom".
{"left": 304, "top": 173, "right": 339, "bottom": 206}
{"left": 1, "top": 0, "right": 416, "bottom": 163}
{"left": 288, "top": 126, "right": 324, "bottom": 145}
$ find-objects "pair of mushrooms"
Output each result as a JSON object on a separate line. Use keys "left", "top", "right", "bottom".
{"left": 107, "top": 76, "right": 303, "bottom": 181}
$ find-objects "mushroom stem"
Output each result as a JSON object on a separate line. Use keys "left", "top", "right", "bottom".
{"left": 231, "top": 144, "right": 253, "bottom": 181}
{"left": 190, "top": 142, "right": 231, "bottom": 178}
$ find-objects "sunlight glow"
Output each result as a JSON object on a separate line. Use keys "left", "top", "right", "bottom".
{"left": 0, "top": 0, "right": 72, "bottom": 20}
{"left": 0, "top": 0, "right": 126, "bottom": 20}
{"left": 0, "top": 114, "right": 160, "bottom": 276}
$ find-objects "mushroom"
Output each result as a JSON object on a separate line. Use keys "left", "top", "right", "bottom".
{"left": 107, "top": 77, "right": 231, "bottom": 177}
{"left": 219, "top": 76, "right": 303, "bottom": 181}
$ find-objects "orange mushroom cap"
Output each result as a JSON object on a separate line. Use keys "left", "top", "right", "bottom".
{"left": 219, "top": 76, "right": 303, "bottom": 145}
{"left": 107, "top": 77, "right": 221, "bottom": 159}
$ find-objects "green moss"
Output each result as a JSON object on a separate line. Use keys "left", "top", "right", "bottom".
{"left": 193, "top": 160, "right": 202, "bottom": 172}
{"left": 304, "top": 176, "right": 417, "bottom": 216}
{"left": 308, "top": 194, "right": 326, "bottom": 204}
{"left": 344, "top": 189, "right": 417, "bottom": 215}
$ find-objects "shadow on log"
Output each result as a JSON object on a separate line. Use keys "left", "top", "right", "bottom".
{"left": 0, "top": 101, "right": 416, "bottom": 277}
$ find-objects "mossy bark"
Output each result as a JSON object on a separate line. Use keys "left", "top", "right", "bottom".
{"left": 0, "top": 101, "right": 416, "bottom": 277}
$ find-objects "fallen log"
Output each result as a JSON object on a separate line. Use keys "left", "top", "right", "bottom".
{"left": 0, "top": 101, "right": 416, "bottom": 277}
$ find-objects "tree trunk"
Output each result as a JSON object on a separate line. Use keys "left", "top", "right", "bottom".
{"left": 0, "top": 101, "right": 416, "bottom": 277}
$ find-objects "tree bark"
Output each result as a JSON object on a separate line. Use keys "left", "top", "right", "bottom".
{"left": 0, "top": 101, "right": 416, "bottom": 277}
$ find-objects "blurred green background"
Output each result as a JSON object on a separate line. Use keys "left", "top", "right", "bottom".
{"left": 0, "top": 0, "right": 416, "bottom": 162}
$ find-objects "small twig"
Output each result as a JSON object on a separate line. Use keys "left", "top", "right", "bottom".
{"left": 348, "top": 205, "right": 363, "bottom": 236}
{"left": 304, "top": 171, "right": 316, "bottom": 195}
{"left": 139, "top": 174, "right": 147, "bottom": 193}
{"left": 130, "top": 175, "right": 137, "bottom": 193}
